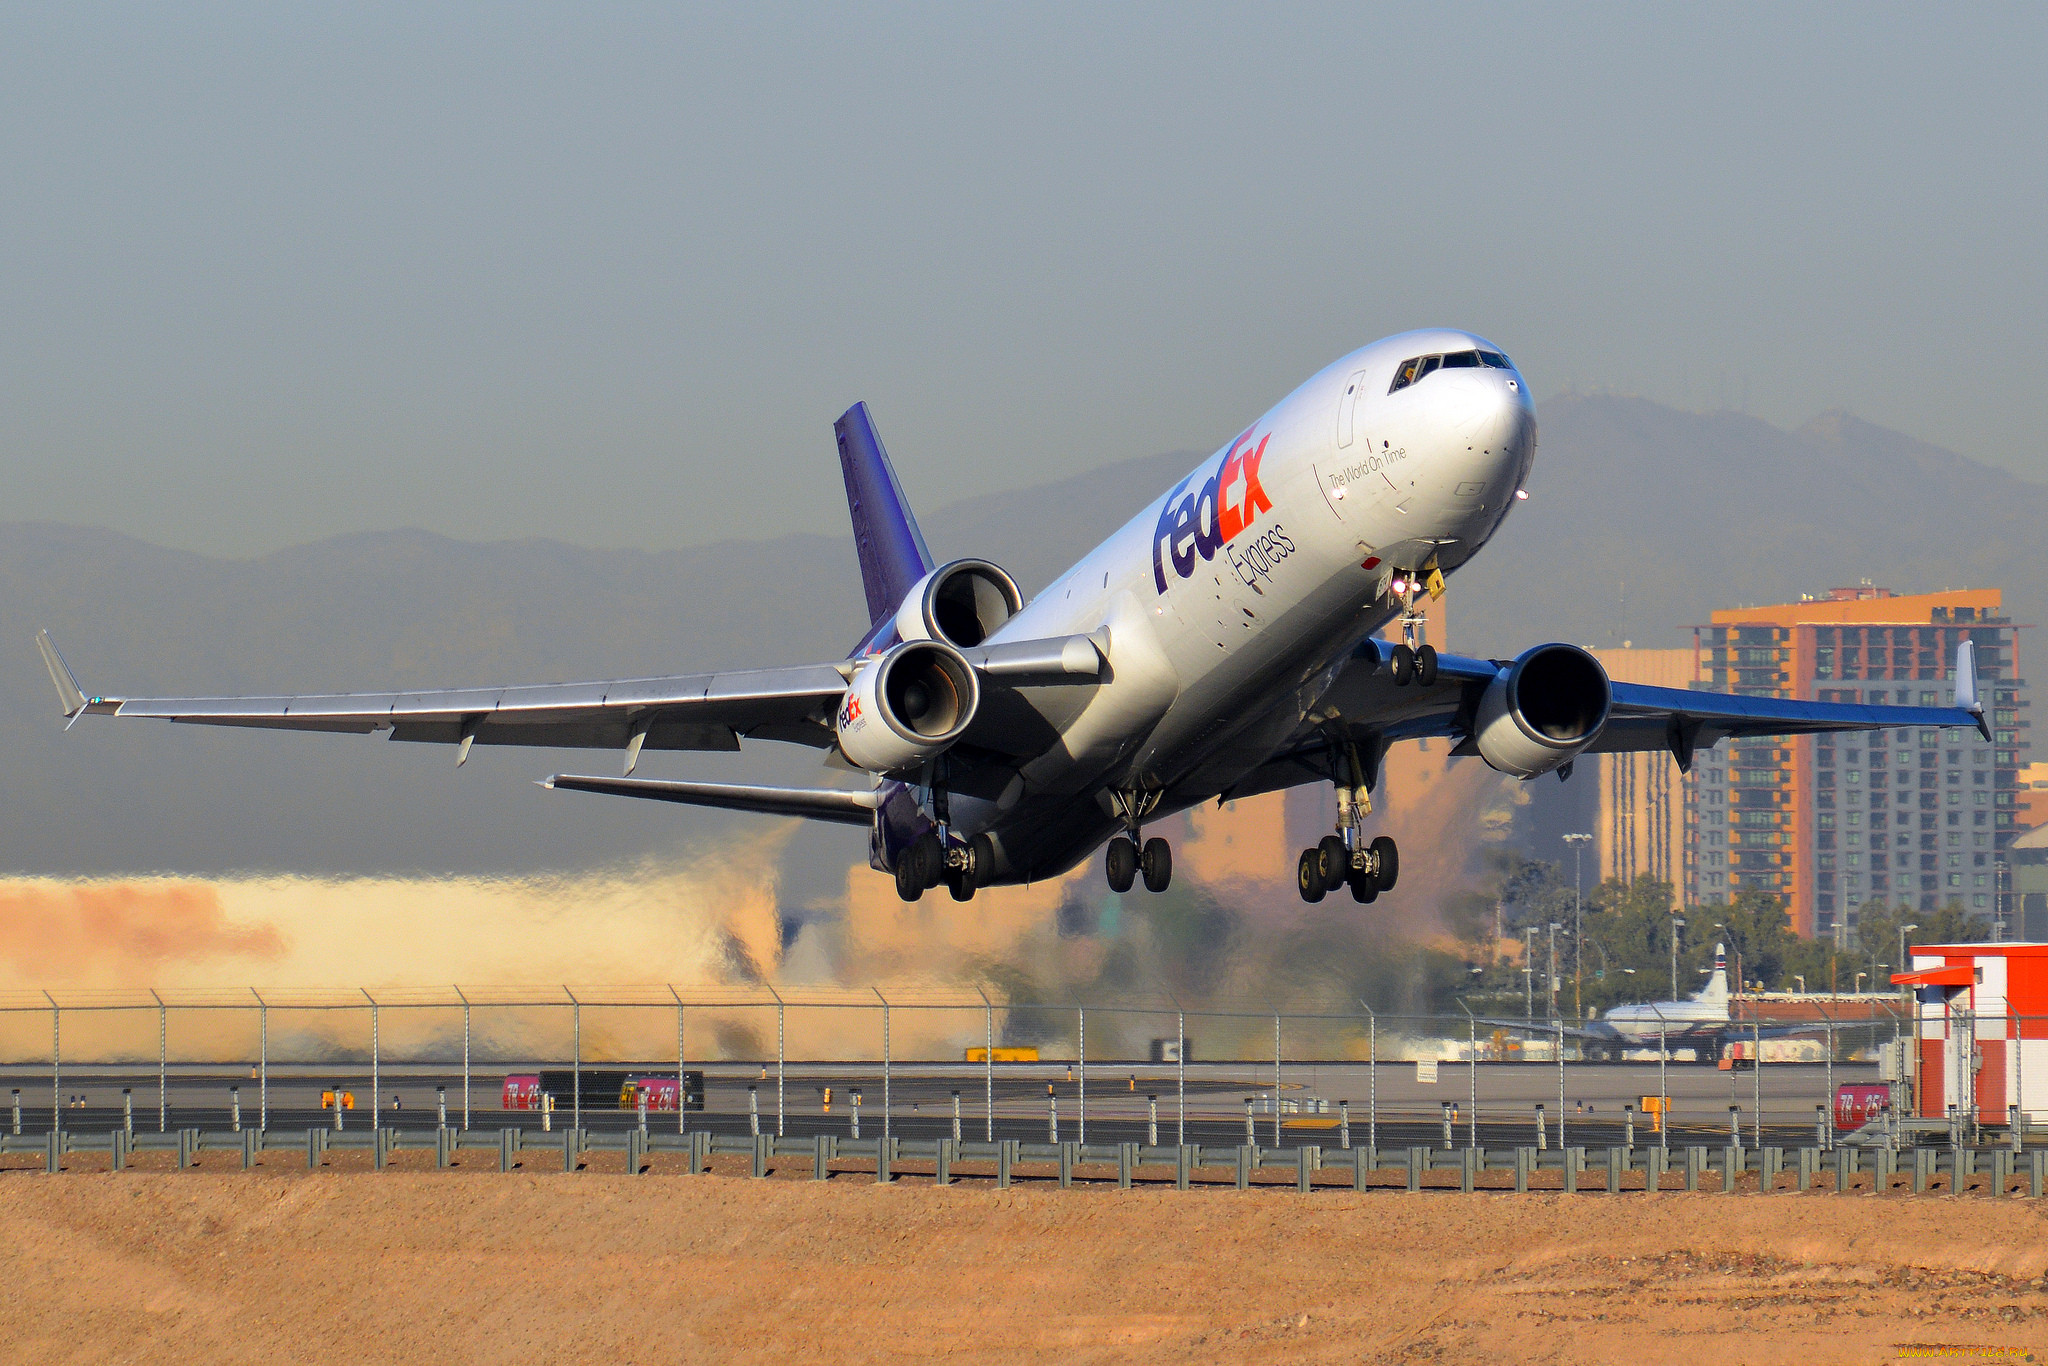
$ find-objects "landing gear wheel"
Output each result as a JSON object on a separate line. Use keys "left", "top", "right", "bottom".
{"left": 894, "top": 860, "right": 924, "bottom": 903}
{"left": 1348, "top": 867, "right": 1378, "bottom": 903}
{"left": 1296, "top": 849, "right": 1326, "bottom": 903}
{"left": 1415, "top": 644, "right": 1438, "bottom": 687}
{"left": 1316, "top": 835, "right": 1351, "bottom": 892}
{"left": 1141, "top": 837, "right": 1172, "bottom": 893}
{"left": 911, "top": 831, "right": 947, "bottom": 889}
{"left": 947, "top": 870, "right": 976, "bottom": 902}
{"left": 968, "top": 833, "right": 997, "bottom": 888}
{"left": 1105, "top": 837, "right": 1138, "bottom": 893}
{"left": 1369, "top": 835, "right": 1399, "bottom": 892}
{"left": 1390, "top": 644, "right": 1416, "bottom": 686}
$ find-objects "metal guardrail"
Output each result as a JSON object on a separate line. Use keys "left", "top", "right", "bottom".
{"left": 4, "top": 1126, "right": 2044, "bottom": 1196}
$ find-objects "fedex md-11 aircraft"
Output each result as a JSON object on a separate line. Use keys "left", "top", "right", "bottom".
{"left": 38, "top": 330, "right": 1991, "bottom": 905}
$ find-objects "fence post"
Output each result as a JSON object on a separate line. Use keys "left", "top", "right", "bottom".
{"left": 776, "top": 992, "right": 786, "bottom": 1138}
{"left": 1339, "top": 1100, "right": 1351, "bottom": 1150}
{"left": 455, "top": 986, "right": 471, "bottom": 1131}
{"left": 1819, "top": 1003, "right": 1836, "bottom": 1151}
{"left": 45, "top": 991, "right": 58, "bottom": 1138}
{"left": 231, "top": 1086, "right": 241, "bottom": 1133}
{"left": 153, "top": 989, "right": 166, "bottom": 1133}
{"left": 1273, "top": 1012, "right": 1282, "bottom": 1148}
{"left": 1361, "top": 1001, "right": 1377, "bottom": 1156}
{"left": 254, "top": 989, "right": 268, "bottom": 1130}
{"left": 669, "top": 985, "right": 686, "bottom": 1137}
{"left": 1078, "top": 1006, "right": 1086, "bottom": 1146}
{"left": 954, "top": 1090, "right": 964, "bottom": 1144}
{"left": 1459, "top": 1000, "right": 1478, "bottom": 1148}
{"left": 1653, "top": 1006, "right": 1668, "bottom": 1153}
{"left": 1146, "top": 1094, "right": 1157, "bottom": 1148}
{"left": 1177, "top": 1006, "right": 1186, "bottom": 1146}
{"left": 364, "top": 990, "right": 379, "bottom": 1131}
{"left": 984, "top": 999, "right": 998, "bottom": 1138}
{"left": 1556, "top": 1017, "right": 1566, "bottom": 1151}
{"left": 875, "top": 988, "right": 891, "bottom": 1144}
{"left": 566, "top": 987, "right": 581, "bottom": 1132}
{"left": 1752, "top": 1015, "right": 1762, "bottom": 1149}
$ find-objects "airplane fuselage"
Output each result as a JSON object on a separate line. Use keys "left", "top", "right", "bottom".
{"left": 875, "top": 329, "right": 1537, "bottom": 883}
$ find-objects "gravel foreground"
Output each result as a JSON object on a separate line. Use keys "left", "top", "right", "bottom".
{"left": 3, "top": 1170, "right": 2047, "bottom": 1364}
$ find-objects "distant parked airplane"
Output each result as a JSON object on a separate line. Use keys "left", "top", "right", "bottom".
{"left": 1488, "top": 945, "right": 1814, "bottom": 1062}
{"left": 40, "top": 330, "right": 1989, "bottom": 904}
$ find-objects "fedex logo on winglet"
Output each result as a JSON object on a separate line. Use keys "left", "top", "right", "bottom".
{"left": 1152, "top": 429, "right": 1274, "bottom": 592}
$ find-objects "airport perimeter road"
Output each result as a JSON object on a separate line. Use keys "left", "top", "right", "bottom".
{"left": 0, "top": 1059, "right": 1878, "bottom": 1152}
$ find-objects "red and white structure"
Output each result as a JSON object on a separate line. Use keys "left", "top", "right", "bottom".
{"left": 1893, "top": 944, "right": 2048, "bottom": 1124}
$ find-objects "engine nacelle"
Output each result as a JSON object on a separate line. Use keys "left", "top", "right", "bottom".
{"left": 1472, "top": 643, "right": 1612, "bottom": 778}
{"left": 894, "top": 559, "right": 1024, "bottom": 648}
{"left": 836, "top": 640, "right": 980, "bottom": 775}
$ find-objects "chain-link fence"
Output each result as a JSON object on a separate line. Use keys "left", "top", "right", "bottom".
{"left": 0, "top": 986, "right": 1948, "bottom": 1156}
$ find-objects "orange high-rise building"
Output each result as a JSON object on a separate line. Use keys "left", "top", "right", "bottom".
{"left": 1687, "top": 586, "right": 2029, "bottom": 940}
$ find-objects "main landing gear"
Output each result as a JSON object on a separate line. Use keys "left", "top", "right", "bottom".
{"left": 1296, "top": 731, "right": 1398, "bottom": 903}
{"left": 1297, "top": 833, "right": 1397, "bottom": 903}
{"left": 1103, "top": 790, "right": 1172, "bottom": 894}
{"left": 894, "top": 830, "right": 997, "bottom": 904}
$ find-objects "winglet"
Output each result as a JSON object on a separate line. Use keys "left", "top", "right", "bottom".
{"left": 1954, "top": 639, "right": 1990, "bottom": 741}
{"left": 36, "top": 630, "right": 86, "bottom": 722}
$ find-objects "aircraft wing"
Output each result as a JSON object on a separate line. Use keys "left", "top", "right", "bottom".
{"left": 1222, "top": 638, "right": 1988, "bottom": 799}
{"left": 38, "top": 629, "right": 850, "bottom": 766}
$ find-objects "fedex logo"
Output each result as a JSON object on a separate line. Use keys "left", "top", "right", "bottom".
{"left": 1152, "top": 429, "right": 1274, "bottom": 592}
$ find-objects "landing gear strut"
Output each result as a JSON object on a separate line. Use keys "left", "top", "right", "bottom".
{"left": 1295, "top": 734, "right": 1399, "bottom": 903}
{"left": 1104, "top": 790, "right": 1171, "bottom": 894}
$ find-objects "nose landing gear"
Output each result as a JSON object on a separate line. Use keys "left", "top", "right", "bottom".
{"left": 1104, "top": 790, "right": 1172, "bottom": 894}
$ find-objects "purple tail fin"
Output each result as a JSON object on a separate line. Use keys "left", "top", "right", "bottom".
{"left": 835, "top": 402, "right": 935, "bottom": 627}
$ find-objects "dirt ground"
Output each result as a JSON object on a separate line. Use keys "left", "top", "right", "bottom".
{"left": 3, "top": 1164, "right": 2047, "bottom": 1366}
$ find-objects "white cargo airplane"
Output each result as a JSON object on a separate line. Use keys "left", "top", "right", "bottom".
{"left": 38, "top": 330, "right": 1990, "bottom": 905}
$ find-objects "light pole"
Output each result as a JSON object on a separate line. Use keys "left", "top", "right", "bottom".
{"left": 1994, "top": 860, "right": 2009, "bottom": 941}
{"left": 1565, "top": 833, "right": 1592, "bottom": 1019}
{"left": 1670, "top": 915, "right": 1685, "bottom": 1004}
{"left": 1898, "top": 921, "right": 1920, "bottom": 1117}
{"left": 1547, "top": 922, "right": 1561, "bottom": 1022}
{"left": 1854, "top": 971, "right": 1867, "bottom": 994}
{"left": 1523, "top": 926, "right": 1537, "bottom": 1022}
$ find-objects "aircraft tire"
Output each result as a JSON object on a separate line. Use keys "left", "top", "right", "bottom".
{"left": 1370, "top": 835, "right": 1399, "bottom": 891}
{"left": 1106, "top": 837, "right": 1138, "bottom": 893}
{"left": 912, "top": 832, "right": 947, "bottom": 889}
{"left": 1316, "top": 835, "right": 1350, "bottom": 892}
{"left": 968, "top": 833, "right": 998, "bottom": 887}
{"left": 1416, "top": 644, "right": 1438, "bottom": 686}
{"left": 1296, "top": 849, "right": 1326, "bottom": 903}
{"left": 1390, "top": 644, "right": 1415, "bottom": 685}
{"left": 947, "top": 870, "right": 976, "bottom": 902}
{"left": 894, "top": 860, "right": 924, "bottom": 903}
{"left": 1141, "top": 837, "right": 1172, "bottom": 893}
{"left": 1348, "top": 867, "right": 1378, "bottom": 903}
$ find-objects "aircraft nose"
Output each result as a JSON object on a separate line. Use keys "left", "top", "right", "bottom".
{"left": 1424, "top": 369, "right": 1534, "bottom": 501}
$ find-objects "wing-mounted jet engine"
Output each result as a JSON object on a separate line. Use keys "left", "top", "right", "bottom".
{"left": 836, "top": 639, "right": 980, "bottom": 775}
{"left": 1470, "top": 643, "right": 1612, "bottom": 778}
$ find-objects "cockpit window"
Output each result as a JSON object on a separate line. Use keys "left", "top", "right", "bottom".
{"left": 1389, "top": 348, "right": 1517, "bottom": 392}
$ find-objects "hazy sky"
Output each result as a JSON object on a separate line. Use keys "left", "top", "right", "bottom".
{"left": 3, "top": 4, "right": 2043, "bottom": 558}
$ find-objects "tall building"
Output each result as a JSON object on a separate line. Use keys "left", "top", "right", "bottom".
{"left": 1590, "top": 647, "right": 1695, "bottom": 902}
{"left": 1685, "top": 585, "right": 2029, "bottom": 941}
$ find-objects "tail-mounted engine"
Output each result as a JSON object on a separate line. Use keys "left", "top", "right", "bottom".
{"left": 1471, "top": 643, "right": 1611, "bottom": 778}
{"left": 836, "top": 640, "right": 980, "bottom": 775}
{"left": 894, "top": 560, "right": 1023, "bottom": 648}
